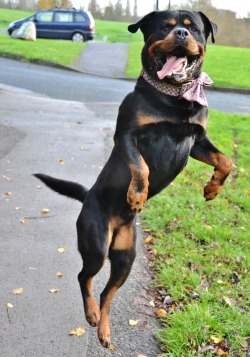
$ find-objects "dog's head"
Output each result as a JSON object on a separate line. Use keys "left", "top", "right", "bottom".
{"left": 128, "top": 10, "right": 217, "bottom": 84}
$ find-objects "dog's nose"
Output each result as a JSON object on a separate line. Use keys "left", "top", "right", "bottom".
{"left": 174, "top": 28, "right": 189, "bottom": 40}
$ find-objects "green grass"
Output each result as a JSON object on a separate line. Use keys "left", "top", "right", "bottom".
{"left": 0, "top": 8, "right": 32, "bottom": 28}
{"left": 141, "top": 110, "right": 250, "bottom": 356}
{"left": 95, "top": 19, "right": 142, "bottom": 43}
{"left": 0, "top": 34, "right": 85, "bottom": 65}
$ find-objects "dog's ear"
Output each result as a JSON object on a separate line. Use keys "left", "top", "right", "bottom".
{"left": 128, "top": 11, "right": 158, "bottom": 40}
{"left": 198, "top": 12, "right": 218, "bottom": 43}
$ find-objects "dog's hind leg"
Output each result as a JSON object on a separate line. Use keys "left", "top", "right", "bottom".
{"left": 77, "top": 211, "right": 111, "bottom": 328}
{"left": 98, "top": 222, "right": 137, "bottom": 347}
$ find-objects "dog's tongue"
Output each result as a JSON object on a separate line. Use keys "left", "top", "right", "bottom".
{"left": 157, "top": 56, "right": 187, "bottom": 79}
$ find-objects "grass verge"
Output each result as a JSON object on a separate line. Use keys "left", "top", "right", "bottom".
{"left": 141, "top": 110, "right": 250, "bottom": 356}
{"left": 0, "top": 34, "right": 85, "bottom": 65}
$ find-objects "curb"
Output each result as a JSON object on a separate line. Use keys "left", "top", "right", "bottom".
{"left": 1, "top": 52, "right": 250, "bottom": 95}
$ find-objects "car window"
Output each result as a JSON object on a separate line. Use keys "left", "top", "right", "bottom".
{"left": 36, "top": 11, "right": 53, "bottom": 22}
{"left": 74, "top": 13, "right": 87, "bottom": 23}
{"left": 54, "top": 12, "right": 73, "bottom": 22}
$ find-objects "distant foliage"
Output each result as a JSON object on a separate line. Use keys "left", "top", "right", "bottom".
{"left": 38, "top": 0, "right": 73, "bottom": 9}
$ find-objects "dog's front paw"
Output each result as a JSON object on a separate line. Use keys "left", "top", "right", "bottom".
{"left": 127, "top": 182, "right": 148, "bottom": 213}
{"left": 204, "top": 180, "right": 223, "bottom": 201}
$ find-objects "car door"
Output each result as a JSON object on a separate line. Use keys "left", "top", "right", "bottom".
{"left": 34, "top": 11, "right": 54, "bottom": 39}
{"left": 53, "top": 11, "right": 74, "bottom": 40}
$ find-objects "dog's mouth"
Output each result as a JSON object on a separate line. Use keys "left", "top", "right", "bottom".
{"left": 154, "top": 47, "right": 201, "bottom": 82}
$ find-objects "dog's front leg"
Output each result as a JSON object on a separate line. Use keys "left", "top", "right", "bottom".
{"left": 190, "top": 135, "right": 232, "bottom": 200}
{"left": 116, "top": 133, "right": 149, "bottom": 212}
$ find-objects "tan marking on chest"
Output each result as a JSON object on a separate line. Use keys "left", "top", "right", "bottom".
{"left": 136, "top": 112, "right": 207, "bottom": 130}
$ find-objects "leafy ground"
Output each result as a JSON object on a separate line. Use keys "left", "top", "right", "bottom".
{"left": 141, "top": 110, "right": 250, "bottom": 356}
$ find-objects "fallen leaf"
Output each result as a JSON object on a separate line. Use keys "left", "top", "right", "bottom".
{"left": 217, "top": 279, "right": 230, "bottom": 285}
{"left": 7, "top": 303, "right": 13, "bottom": 308}
{"left": 129, "top": 319, "right": 139, "bottom": 326}
{"left": 217, "top": 262, "right": 223, "bottom": 267}
{"left": 149, "top": 300, "right": 155, "bottom": 307}
{"left": 12, "top": 288, "right": 23, "bottom": 295}
{"left": 49, "top": 289, "right": 60, "bottom": 293}
{"left": 5, "top": 192, "right": 13, "bottom": 196}
{"left": 57, "top": 159, "right": 65, "bottom": 165}
{"left": 217, "top": 349, "right": 229, "bottom": 356}
{"left": 143, "top": 228, "right": 151, "bottom": 232}
{"left": 157, "top": 308, "right": 167, "bottom": 317}
{"left": 57, "top": 247, "right": 66, "bottom": 253}
{"left": 20, "top": 219, "right": 27, "bottom": 224}
{"left": 109, "top": 344, "right": 115, "bottom": 351}
{"left": 28, "top": 267, "right": 36, "bottom": 270}
{"left": 41, "top": 208, "right": 50, "bottom": 214}
{"left": 56, "top": 272, "right": 63, "bottom": 278}
{"left": 137, "top": 354, "right": 147, "bottom": 357}
{"left": 69, "top": 327, "right": 85, "bottom": 336}
{"left": 15, "top": 207, "right": 21, "bottom": 210}
{"left": 210, "top": 335, "right": 222, "bottom": 344}
{"left": 223, "top": 296, "right": 236, "bottom": 307}
{"left": 144, "top": 236, "right": 153, "bottom": 244}
{"left": 36, "top": 185, "right": 43, "bottom": 189}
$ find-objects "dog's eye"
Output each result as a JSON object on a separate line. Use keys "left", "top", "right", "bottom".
{"left": 190, "top": 26, "right": 198, "bottom": 34}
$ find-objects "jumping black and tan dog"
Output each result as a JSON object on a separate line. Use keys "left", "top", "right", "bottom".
{"left": 35, "top": 10, "right": 232, "bottom": 348}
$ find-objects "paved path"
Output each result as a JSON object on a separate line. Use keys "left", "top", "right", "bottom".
{"left": 72, "top": 42, "right": 128, "bottom": 78}
{"left": 0, "top": 84, "right": 161, "bottom": 357}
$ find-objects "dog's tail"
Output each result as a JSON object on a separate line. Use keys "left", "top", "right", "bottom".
{"left": 34, "top": 173, "right": 88, "bottom": 203}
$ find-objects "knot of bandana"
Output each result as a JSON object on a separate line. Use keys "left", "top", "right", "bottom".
{"left": 140, "top": 69, "right": 213, "bottom": 107}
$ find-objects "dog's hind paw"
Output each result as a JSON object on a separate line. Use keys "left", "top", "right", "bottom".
{"left": 98, "top": 319, "right": 111, "bottom": 348}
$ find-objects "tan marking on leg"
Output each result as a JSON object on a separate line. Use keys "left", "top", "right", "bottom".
{"left": 203, "top": 153, "right": 232, "bottom": 200}
{"left": 112, "top": 225, "right": 134, "bottom": 251}
{"left": 84, "top": 277, "right": 100, "bottom": 327}
{"left": 127, "top": 160, "right": 149, "bottom": 213}
{"left": 98, "top": 286, "right": 117, "bottom": 348}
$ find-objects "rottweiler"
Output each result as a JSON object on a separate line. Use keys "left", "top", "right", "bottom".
{"left": 35, "top": 10, "right": 232, "bottom": 348}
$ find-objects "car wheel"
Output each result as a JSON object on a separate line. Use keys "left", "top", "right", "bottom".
{"left": 72, "top": 32, "right": 85, "bottom": 42}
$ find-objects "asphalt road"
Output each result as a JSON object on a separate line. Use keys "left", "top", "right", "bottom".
{"left": 0, "top": 57, "right": 250, "bottom": 114}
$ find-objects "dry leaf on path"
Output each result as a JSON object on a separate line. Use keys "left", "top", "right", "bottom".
{"left": 20, "top": 219, "right": 27, "bottom": 224}
{"left": 129, "top": 319, "right": 139, "bottom": 326}
{"left": 12, "top": 288, "right": 23, "bottom": 295}
{"left": 7, "top": 303, "right": 13, "bottom": 308}
{"left": 69, "top": 327, "right": 85, "bottom": 336}
{"left": 57, "top": 159, "right": 65, "bottom": 165}
{"left": 49, "top": 289, "right": 60, "bottom": 293}
{"left": 56, "top": 272, "right": 63, "bottom": 278}
{"left": 137, "top": 354, "right": 147, "bottom": 357}
{"left": 5, "top": 192, "right": 13, "bottom": 196}
{"left": 41, "top": 208, "right": 50, "bottom": 214}
{"left": 57, "top": 247, "right": 66, "bottom": 253}
{"left": 109, "top": 344, "right": 115, "bottom": 351}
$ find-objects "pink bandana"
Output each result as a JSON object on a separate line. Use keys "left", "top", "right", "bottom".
{"left": 141, "top": 69, "right": 213, "bottom": 107}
